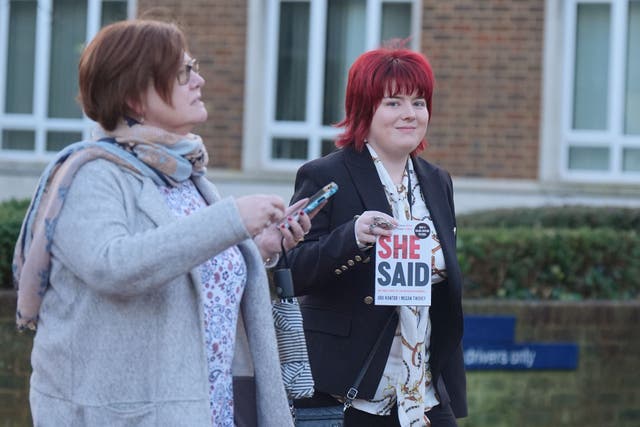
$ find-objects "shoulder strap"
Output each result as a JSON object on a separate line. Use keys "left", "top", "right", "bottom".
{"left": 343, "top": 309, "right": 398, "bottom": 412}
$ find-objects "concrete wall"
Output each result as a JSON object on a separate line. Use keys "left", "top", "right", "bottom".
{"left": 1, "top": 293, "right": 638, "bottom": 426}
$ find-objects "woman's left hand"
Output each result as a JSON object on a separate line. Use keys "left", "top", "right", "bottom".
{"left": 254, "top": 198, "right": 311, "bottom": 261}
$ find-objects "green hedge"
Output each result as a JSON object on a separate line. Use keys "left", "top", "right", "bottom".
{"left": 0, "top": 199, "right": 29, "bottom": 290}
{"left": 458, "top": 205, "right": 640, "bottom": 230}
{"left": 457, "top": 227, "right": 640, "bottom": 300}
{"left": 455, "top": 205, "right": 640, "bottom": 300}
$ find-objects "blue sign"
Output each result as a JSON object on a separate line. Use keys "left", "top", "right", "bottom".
{"left": 463, "top": 316, "right": 579, "bottom": 371}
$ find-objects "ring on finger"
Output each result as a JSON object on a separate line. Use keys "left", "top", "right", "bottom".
{"left": 368, "top": 223, "right": 376, "bottom": 233}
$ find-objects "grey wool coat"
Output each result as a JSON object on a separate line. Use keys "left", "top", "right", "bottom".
{"left": 28, "top": 159, "right": 293, "bottom": 427}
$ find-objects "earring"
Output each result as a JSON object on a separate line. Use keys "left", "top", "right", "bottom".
{"left": 139, "top": 116, "right": 145, "bottom": 124}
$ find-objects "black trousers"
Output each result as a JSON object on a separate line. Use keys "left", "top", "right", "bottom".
{"left": 343, "top": 403, "right": 458, "bottom": 427}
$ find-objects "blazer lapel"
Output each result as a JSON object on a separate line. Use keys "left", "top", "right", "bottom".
{"left": 412, "top": 158, "right": 462, "bottom": 294}
{"left": 343, "top": 147, "right": 393, "bottom": 216}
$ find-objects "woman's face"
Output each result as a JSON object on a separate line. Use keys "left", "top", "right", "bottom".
{"left": 366, "top": 92, "right": 429, "bottom": 159}
{"left": 140, "top": 54, "right": 207, "bottom": 135}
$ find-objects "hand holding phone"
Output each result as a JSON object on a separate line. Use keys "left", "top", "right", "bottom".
{"left": 283, "top": 182, "right": 338, "bottom": 228}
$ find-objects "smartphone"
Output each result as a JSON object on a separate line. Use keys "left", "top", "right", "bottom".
{"left": 283, "top": 182, "right": 339, "bottom": 227}
{"left": 302, "top": 182, "right": 338, "bottom": 215}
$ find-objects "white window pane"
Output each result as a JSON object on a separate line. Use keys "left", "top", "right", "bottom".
{"left": 323, "top": 0, "right": 366, "bottom": 126}
{"left": 625, "top": 1, "right": 640, "bottom": 135}
{"left": 101, "top": 0, "right": 128, "bottom": 27}
{"left": 573, "top": 3, "right": 610, "bottom": 130}
{"left": 381, "top": 2, "right": 412, "bottom": 43}
{"left": 46, "top": 131, "right": 82, "bottom": 152}
{"left": 568, "top": 146, "right": 610, "bottom": 171}
{"left": 275, "top": 2, "right": 309, "bottom": 121}
{"left": 2, "top": 130, "right": 35, "bottom": 150}
{"left": 623, "top": 148, "right": 640, "bottom": 171}
{"left": 272, "top": 137, "right": 308, "bottom": 159}
{"left": 48, "top": 0, "right": 86, "bottom": 119}
{"left": 5, "top": 0, "right": 37, "bottom": 114}
{"left": 321, "top": 139, "right": 337, "bottom": 156}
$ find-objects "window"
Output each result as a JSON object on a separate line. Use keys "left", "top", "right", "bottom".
{"left": 0, "top": 0, "right": 132, "bottom": 159}
{"left": 562, "top": 0, "right": 640, "bottom": 182}
{"left": 263, "top": 0, "right": 419, "bottom": 170}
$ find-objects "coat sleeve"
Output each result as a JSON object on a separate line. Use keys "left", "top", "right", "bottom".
{"left": 51, "top": 159, "right": 251, "bottom": 297}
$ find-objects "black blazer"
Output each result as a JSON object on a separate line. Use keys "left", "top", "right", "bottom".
{"left": 287, "top": 146, "right": 467, "bottom": 418}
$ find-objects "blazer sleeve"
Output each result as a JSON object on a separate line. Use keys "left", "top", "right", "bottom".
{"left": 285, "top": 162, "right": 370, "bottom": 296}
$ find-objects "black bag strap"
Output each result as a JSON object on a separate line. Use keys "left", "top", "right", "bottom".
{"left": 343, "top": 309, "right": 398, "bottom": 412}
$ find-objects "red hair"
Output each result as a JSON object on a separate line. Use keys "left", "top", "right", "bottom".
{"left": 335, "top": 47, "right": 435, "bottom": 154}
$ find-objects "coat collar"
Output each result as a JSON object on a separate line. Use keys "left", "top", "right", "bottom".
{"left": 135, "top": 177, "right": 174, "bottom": 225}
{"left": 134, "top": 175, "right": 222, "bottom": 294}
{"left": 342, "top": 146, "right": 443, "bottom": 218}
{"left": 135, "top": 175, "right": 220, "bottom": 226}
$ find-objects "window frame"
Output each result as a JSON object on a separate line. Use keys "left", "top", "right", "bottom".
{"left": 0, "top": 0, "right": 136, "bottom": 161}
{"left": 261, "top": 0, "right": 421, "bottom": 172}
{"left": 560, "top": 0, "right": 640, "bottom": 183}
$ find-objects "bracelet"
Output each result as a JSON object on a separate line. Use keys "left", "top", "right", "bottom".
{"left": 353, "top": 215, "right": 373, "bottom": 250}
{"left": 356, "top": 238, "right": 374, "bottom": 251}
{"left": 263, "top": 252, "right": 280, "bottom": 268}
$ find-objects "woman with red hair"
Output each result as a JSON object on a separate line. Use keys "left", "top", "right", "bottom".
{"left": 287, "top": 47, "right": 467, "bottom": 426}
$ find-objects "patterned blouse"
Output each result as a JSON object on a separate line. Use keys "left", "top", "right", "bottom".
{"left": 351, "top": 146, "right": 443, "bottom": 420}
{"left": 159, "top": 180, "right": 247, "bottom": 427}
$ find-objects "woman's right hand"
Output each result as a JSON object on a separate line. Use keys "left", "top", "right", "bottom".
{"left": 235, "top": 195, "right": 286, "bottom": 237}
{"left": 354, "top": 211, "right": 397, "bottom": 247}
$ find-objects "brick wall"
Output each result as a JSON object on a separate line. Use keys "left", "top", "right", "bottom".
{"left": 136, "top": 1, "right": 545, "bottom": 180}
{"left": 2, "top": 292, "right": 638, "bottom": 427}
{"left": 420, "top": 0, "right": 544, "bottom": 179}
{"left": 137, "top": 0, "right": 247, "bottom": 169}
{"left": 461, "top": 300, "right": 640, "bottom": 427}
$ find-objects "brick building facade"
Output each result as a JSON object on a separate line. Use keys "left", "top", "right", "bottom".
{"left": 1, "top": 0, "right": 639, "bottom": 211}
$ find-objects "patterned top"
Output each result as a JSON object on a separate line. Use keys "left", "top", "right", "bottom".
{"left": 350, "top": 146, "right": 442, "bottom": 424}
{"left": 159, "top": 180, "right": 247, "bottom": 427}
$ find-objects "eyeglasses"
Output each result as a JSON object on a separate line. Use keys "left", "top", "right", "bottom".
{"left": 177, "top": 58, "right": 199, "bottom": 85}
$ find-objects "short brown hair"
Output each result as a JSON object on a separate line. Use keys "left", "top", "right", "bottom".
{"left": 78, "top": 20, "right": 188, "bottom": 131}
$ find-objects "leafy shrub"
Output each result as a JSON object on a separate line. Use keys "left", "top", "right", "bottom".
{"left": 458, "top": 205, "right": 640, "bottom": 230}
{"left": 456, "top": 206, "right": 640, "bottom": 300}
{"left": 458, "top": 227, "right": 640, "bottom": 300}
{"left": 0, "top": 199, "right": 29, "bottom": 289}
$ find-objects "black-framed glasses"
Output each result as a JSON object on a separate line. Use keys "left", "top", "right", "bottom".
{"left": 177, "top": 58, "right": 199, "bottom": 85}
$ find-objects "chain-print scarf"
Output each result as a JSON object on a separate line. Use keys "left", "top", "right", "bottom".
{"left": 13, "top": 120, "right": 208, "bottom": 331}
{"left": 367, "top": 144, "right": 431, "bottom": 426}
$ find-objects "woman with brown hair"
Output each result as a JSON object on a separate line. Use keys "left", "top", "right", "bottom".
{"left": 14, "top": 19, "right": 306, "bottom": 426}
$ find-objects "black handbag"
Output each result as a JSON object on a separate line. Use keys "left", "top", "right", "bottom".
{"left": 295, "top": 404, "right": 344, "bottom": 427}
{"left": 293, "top": 310, "right": 398, "bottom": 426}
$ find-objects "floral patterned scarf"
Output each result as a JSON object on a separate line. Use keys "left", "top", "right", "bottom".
{"left": 12, "top": 120, "right": 208, "bottom": 331}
